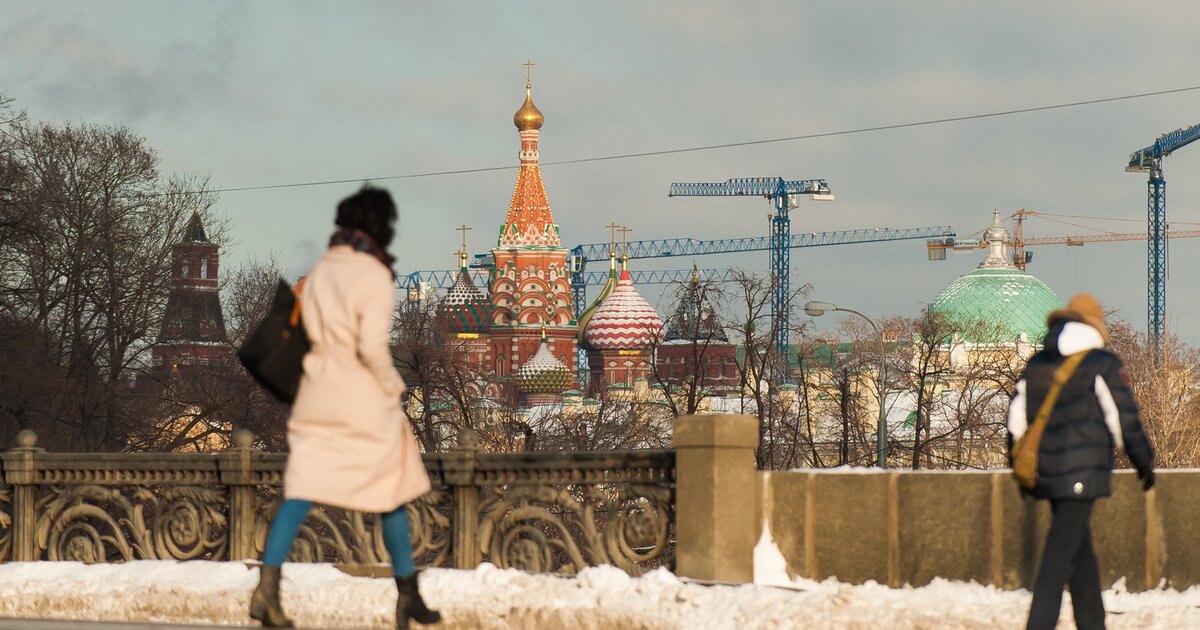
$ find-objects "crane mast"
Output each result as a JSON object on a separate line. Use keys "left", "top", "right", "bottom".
{"left": 1126, "top": 122, "right": 1200, "bottom": 356}
{"left": 667, "top": 177, "right": 834, "bottom": 367}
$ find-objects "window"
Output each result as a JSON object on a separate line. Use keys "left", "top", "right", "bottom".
{"left": 200, "top": 257, "right": 209, "bottom": 279}
{"left": 181, "top": 260, "right": 189, "bottom": 278}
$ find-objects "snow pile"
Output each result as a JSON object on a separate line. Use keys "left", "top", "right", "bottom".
{"left": 0, "top": 561, "right": 1197, "bottom": 629}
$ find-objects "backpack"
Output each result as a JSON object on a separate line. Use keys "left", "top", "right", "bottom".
{"left": 1011, "top": 350, "right": 1090, "bottom": 490}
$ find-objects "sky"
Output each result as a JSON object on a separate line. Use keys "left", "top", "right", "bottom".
{"left": 4, "top": 1, "right": 1200, "bottom": 343}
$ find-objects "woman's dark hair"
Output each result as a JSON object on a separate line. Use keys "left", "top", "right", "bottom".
{"left": 335, "top": 185, "right": 398, "bottom": 248}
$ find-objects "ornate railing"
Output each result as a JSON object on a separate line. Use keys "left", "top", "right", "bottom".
{"left": 0, "top": 429, "right": 675, "bottom": 576}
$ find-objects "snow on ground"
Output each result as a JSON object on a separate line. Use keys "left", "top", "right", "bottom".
{"left": 0, "top": 561, "right": 1197, "bottom": 629}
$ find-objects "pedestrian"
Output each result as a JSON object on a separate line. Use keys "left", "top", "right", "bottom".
{"left": 249, "top": 185, "right": 440, "bottom": 629}
{"left": 1008, "top": 293, "right": 1154, "bottom": 630}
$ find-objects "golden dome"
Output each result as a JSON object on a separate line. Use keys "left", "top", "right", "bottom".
{"left": 513, "top": 82, "right": 544, "bottom": 131}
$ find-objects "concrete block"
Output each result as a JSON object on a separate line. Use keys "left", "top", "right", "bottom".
{"left": 1092, "top": 471, "right": 1147, "bottom": 590}
{"left": 896, "top": 472, "right": 992, "bottom": 586}
{"left": 763, "top": 471, "right": 810, "bottom": 579}
{"left": 996, "top": 476, "right": 1049, "bottom": 590}
{"left": 810, "top": 472, "right": 891, "bottom": 584}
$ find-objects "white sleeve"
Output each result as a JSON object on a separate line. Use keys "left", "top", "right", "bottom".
{"left": 1094, "top": 375, "right": 1125, "bottom": 450}
{"left": 1008, "top": 379, "right": 1028, "bottom": 441}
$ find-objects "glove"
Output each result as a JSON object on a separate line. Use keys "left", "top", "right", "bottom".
{"left": 1139, "top": 469, "right": 1155, "bottom": 492}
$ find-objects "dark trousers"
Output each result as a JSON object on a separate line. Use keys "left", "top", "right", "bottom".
{"left": 1027, "top": 498, "right": 1105, "bottom": 630}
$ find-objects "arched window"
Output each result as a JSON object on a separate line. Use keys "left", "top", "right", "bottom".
{"left": 200, "top": 257, "right": 209, "bottom": 279}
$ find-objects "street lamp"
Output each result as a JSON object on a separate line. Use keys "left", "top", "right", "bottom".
{"left": 804, "top": 300, "right": 888, "bottom": 468}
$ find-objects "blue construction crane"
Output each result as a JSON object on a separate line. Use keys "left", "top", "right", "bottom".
{"left": 1126, "top": 122, "right": 1200, "bottom": 356}
{"left": 564, "top": 225, "right": 954, "bottom": 323}
{"left": 667, "top": 177, "right": 834, "bottom": 358}
{"left": 404, "top": 222, "right": 954, "bottom": 382}
{"left": 399, "top": 267, "right": 736, "bottom": 293}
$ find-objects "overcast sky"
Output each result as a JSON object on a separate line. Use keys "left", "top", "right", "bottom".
{"left": 4, "top": 1, "right": 1200, "bottom": 343}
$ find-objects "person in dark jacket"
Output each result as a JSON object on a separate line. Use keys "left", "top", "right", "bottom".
{"left": 1008, "top": 293, "right": 1155, "bottom": 630}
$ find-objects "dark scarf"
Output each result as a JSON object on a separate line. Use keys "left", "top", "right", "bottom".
{"left": 329, "top": 228, "right": 396, "bottom": 278}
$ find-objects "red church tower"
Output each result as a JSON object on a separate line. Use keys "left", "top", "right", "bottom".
{"left": 153, "top": 211, "right": 232, "bottom": 370}
{"left": 488, "top": 74, "right": 577, "bottom": 384}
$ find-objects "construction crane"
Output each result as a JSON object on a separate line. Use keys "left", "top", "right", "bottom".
{"left": 667, "top": 177, "right": 835, "bottom": 359}
{"left": 399, "top": 268, "right": 736, "bottom": 294}
{"left": 566, "top": 225, "right": 953, "bottom": 322}
{"left": 927, "top": 209, "right": 1200, "bottom": 270}
{"left": 1126, "top": 123, "right": 1200, "bottom": 356}
{"left": 408, "top": 222, "right": 954, "bottom": 382}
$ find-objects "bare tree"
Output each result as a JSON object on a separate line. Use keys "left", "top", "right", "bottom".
{"left": 1109, "top": 321, "right": 1200, "bottom": 468}
{"left": 722, "top": 270, "right": 815, "bottom": 468}
{"left": 525, "top": 390, "right": 674, "bottom": 452}
{"left": 649, "top": 276, "right": 731, "bottom": 417}
{"left": 883, "top": 310, "right": 1019, "bottom": 469}
{"left": 391, "top": 298, "right": 498, "bottom": 453}
{"left": 0, "top": 120, "right": 216, "bottom": 450}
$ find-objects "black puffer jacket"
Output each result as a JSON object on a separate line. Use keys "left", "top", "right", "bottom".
{"left": 1008, "top": 318, "right": 1155, "bottom": 500}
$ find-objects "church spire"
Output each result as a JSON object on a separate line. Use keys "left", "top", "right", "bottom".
{"left": 500, "top": 63, "right": 559, "bottom": 248}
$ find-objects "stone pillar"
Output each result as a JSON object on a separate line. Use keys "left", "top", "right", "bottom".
{"left": 218, "top": 430, "right": 259, "bottom": 561}
{"left": 446, "top": 428, "right": 481, "bottom": 569}
{"left": 674, "top": 414, "right": 759, "bottom": 583}
{"left": 3, "top": 430, "right": 43, "bottom": 561}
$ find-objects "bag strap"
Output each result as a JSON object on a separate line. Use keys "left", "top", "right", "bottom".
{"left": 289, "top": 278, "right": 307, "bottom": 328}
{"left": 1029, "top": 350, "right": 1090, "bottom": 432}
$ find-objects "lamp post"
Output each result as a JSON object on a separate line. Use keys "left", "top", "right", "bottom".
{"left": 804, "top": 300, "right": 888, "bottom": 468}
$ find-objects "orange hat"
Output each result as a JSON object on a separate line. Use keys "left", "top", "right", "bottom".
{"left": 1047, "top": 293, "right": 1108, "bottom": 343}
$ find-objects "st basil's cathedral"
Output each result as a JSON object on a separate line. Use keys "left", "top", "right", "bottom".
{"left": 436, "top": 77, "right": 669, "bottom": 406}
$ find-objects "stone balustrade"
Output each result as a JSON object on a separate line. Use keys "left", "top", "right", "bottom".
{"left": 0, "top": 428, "right": 675, "bottom": 576}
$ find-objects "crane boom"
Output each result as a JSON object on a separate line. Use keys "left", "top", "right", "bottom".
{"left": 1126, "top": 123, "right": 1200, "bottom": 171}
{"left": 569, "top": 225, "right": 953, "bottom": 328}
{"left": 1024, "top": 230, "right": 1200, "bottom": 246}
{"left": 669, "top": 177, "right": 833, "bottom": 199}
{"left": 571, "top": 226, "right": 954, "bottom": 261}
{"left": 400, "top": 268, "right": 735, "bottom": 292}
{"left": 928, "top": 228, "right": 1200, "bottom": 270}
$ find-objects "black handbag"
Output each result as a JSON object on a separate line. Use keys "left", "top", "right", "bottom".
{"left": 238, "top": 279, "right": 311, "bottom": 404}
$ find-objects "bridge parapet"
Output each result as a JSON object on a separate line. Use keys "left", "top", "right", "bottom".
{"left": 0, "top": 429, "right": 675, "bottom": 576}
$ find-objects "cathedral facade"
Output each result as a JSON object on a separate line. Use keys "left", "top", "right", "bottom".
{"left": 438, "top": 79, "right": 578, "bottom": 405}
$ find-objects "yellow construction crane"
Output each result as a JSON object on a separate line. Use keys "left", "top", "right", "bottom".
{"left": 927, "top": 209, "right": 1200, "bottom": 270}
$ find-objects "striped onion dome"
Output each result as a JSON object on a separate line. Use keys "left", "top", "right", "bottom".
{"left": 517, "top": 337, "right": 573, "bottom": 393}
{"left": 439, "top": 268, "right": 490, "bottom": 334}
{"left": 584, "top": 270, "right": 663, "bottom": 349}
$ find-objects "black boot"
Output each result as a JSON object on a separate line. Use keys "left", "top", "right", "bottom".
{"left": 395, "top": 573, "right": 441, "bottom": 628}
{"left": 250, "top": 565, "right": 294, "bottom": 628}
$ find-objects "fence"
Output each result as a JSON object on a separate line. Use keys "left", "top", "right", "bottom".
{"left": 0, "top": 428, "right": 675, "bottom": 576}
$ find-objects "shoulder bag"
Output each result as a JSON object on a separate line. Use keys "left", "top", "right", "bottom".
{"left": 237, "top": 278, "right": 311, "bottom": 404}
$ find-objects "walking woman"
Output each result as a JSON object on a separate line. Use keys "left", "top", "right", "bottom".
{"left": 250, "top": 186, "right": 440, "bottom": 629}
{"left": 1008, "top": 294, "right": 1154, "bottom": 630}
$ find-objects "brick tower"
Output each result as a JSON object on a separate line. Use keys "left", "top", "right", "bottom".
{"left": 153, "top": 211, "right": 232, "bottom": 370}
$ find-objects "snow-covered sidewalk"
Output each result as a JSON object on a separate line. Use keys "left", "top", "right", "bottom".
{"left": 0, "top": 561, "right": 1197, "bottom": 629}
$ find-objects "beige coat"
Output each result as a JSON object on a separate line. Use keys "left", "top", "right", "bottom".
{"left": 284, "top": 245, "right": 430, "bottom": 512}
